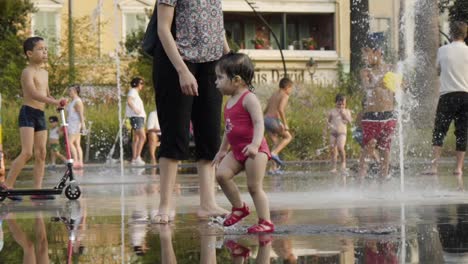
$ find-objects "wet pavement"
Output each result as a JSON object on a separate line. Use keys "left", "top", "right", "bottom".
{"left": 0, "top": 162, "right": 467, "bottom": 263}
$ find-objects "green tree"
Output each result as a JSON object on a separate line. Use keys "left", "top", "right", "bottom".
{"left": 0, "top": 0, "right": 35, "bottom": 101}
{"left": 350, "top": 0, "right": 370, "bottom": 74}
{"left": 48, "top": 15, "right": 103, "bottom": 95}
{"left": 123, "top": 30, "right": 154, "bottom": 104}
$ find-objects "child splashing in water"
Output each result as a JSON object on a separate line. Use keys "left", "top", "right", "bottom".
{"left": 213, "top": 53, "right": 275, "bottom": 233}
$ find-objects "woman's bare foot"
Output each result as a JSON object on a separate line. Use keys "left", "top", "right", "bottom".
{"left": 197, "top": 206, "right": 229, "bottom": 218}
{"left": 330, "top": 168, "right": 338, "bottom": 173}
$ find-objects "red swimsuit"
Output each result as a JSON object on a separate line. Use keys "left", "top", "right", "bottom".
{"left": 224, "top": 91, "right": 271, "bottom": 164}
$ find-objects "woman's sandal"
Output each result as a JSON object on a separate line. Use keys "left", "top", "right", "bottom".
{"left": 224, "top": 240, "right": 250, "bottom": 259}
{"left": 151, "top": 214, "right": 170, "bottom": 224}
{"left": 223, "top": 203, "right": 250, "bottom": 227}
{"left": 247, "top": 218, "right": 275, "bottom": 234}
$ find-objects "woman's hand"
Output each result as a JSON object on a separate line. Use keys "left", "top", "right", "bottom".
{"left": 242, "top": 143, "right": 259, "bottom": 159}
{"left": 212, "top": 150, "right": 227, "bottom": 167}
{"left": 179, "top": 70, "right": 198, "bottom": 96}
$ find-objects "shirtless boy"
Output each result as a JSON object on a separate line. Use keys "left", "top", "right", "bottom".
{"left": 358, "top": 47, "right": 396, "bottom": 180}
{"left": 1, "top": 37, "right": 65, "bottom": 200}
{"left": 327, "top": 94, "right": 352, "bottom": 173}
{"left": 264, "top": 77, "right": 294, "bottom": 171}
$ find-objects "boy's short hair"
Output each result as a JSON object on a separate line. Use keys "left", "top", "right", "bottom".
{"left": 130, "top": 77, "right": 143, "bottom": 88}
{"left": 49, "top": 116, "right": 59, "bottom": 122}
{"left": 279, "top": 77, "right": 293, "bottom": 89}
{"left": 450, "top": 21, "right": 467, "bottom": 40}
{"left": 23, "top": 36, "right": 44, "bottom": 56}
{"left": 335, "top": 93, "right": 346, "bottom": 102}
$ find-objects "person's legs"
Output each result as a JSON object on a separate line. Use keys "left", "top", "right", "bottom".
{"left": 50, "top": 150, "right": 57, "bottom": 165}
{"left": 245, "top": 153, "right": 270, "bottom": 222}
{"left": 5, "top": 127, "right": 34, "bottom": 188}
{"left": 215, "top": 152, "right": 243, "bottom": 209}
{"left": 134, "top": 128, "right": 146, "bottom": 160}
{"left": 198, "top": 159, "right": 230, "bottom": 217}
{"left": 192, "top": 61, "right": 226, "bottom": 216}
{"left": 35, "top": 212, "right": 50, "bottom": 264}
{"left": 430, "top": 95, "right": 453, "bottom": 174}
{"left": 329, "top": 134, "right": 338, "bottom": 172}
{"left": 131, "top": 129, "right": 138, "bottom": 161}
{"left": 358, "top": 139, "right": 377, "bottom": 180}
{"left": 271, "top": 130, "right": 292, "bottom": 156}
{"left": 380, "top": 149, "right": 391, "bottom": 179}
{"left": 76, "top": 135, "right": 83, "bottom": 165}
{"left": 6, "top": 215, "right": 35, "bottom": 263}
{"left": 266, "top": 131, "right": 279, "bottom": 171}
{"left": 337, "top": 134, "right": 347, "bottom": 171}
{"left": 453, "top": 94, "right": 467, "bottom": 175}
{"left": 158, "top": 225, "right": 176, "bottom": 264}
{"left": 154, "top": 157, "right": 178, "bottom": 224}
{"left": 69, "top": 135, "right": 79, "bottom": 166}
{"left": 455, "top": 151, "right": 465, "bottom": 176}
{"left": 147, "top": 132, "right": 159, "bottom": 165}
{"left": 33, "top": 131, "right": 47, "bottom": 189}
{"left": 56, "top": 151, "right": 67, "bottom": 163}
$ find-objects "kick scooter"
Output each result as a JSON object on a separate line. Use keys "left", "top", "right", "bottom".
{"left": 0, "top": 103, "right": 82, "bottom": 201}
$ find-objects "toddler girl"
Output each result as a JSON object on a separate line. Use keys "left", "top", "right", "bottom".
{"left": 213, "top": 53, "right": 274, "bottom": 233}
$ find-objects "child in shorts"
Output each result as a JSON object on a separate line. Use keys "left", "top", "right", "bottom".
{"left": 47, "top": 116, "right": 66, "bottom": 168}
{"left": 213, "top": 53, "right": 274, "bottom": 233}
{"left": 1, "top": 37, "right": 65, "bottom": 200}
{"left": 264, "top": 78, "right": 294, "bottom": 171}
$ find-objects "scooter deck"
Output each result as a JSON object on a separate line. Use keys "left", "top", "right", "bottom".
{"left": 0, "top": 188, "right": 62, "bottom": 196}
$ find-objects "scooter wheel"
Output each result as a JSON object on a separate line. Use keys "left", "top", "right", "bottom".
{"left": 65, "top": 185, "right": 81, "bottom": 200}
{"left": 0, "top": 195, "right": 5, "bottom": 202}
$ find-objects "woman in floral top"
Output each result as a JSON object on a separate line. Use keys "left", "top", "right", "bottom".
{"left": 153, "top": 0, "right": 231, "bottom": 224}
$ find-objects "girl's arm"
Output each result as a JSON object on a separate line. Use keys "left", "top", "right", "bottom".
{"left": 243, "top": 93, "right": 265, "bottom": 148}
{"left": 157, "top": 4, "right": 198, "bottom": 96}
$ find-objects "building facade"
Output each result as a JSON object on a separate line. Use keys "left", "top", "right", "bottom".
{"left": 31, "top": 0, "right": 402, "bottom": 85}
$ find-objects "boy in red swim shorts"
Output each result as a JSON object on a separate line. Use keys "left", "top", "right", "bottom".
{"left": 358, "top": 46, "right": 397, "bottom": 180}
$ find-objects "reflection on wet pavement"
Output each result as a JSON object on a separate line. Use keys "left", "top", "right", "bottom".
{"left": 0, "top": 164, "right": 466, "bottom": 263}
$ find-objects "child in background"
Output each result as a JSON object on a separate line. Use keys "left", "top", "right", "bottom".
{"left": 47, "top": 116, "right": 66, "bottom": 169}
{"left": 264, "top": 77, "right": 294, "bottom": 171}
{"left": 213, "top": 53, "right": 274, "bottom": 233}
{"left": 67, "top": 85, "right": 86, "bottom": 170}
{"left": 146, "top": 110, "right": 161, "bottom": 165}
{"left": 327, "top": 94, "right": 352, "bottom": 174}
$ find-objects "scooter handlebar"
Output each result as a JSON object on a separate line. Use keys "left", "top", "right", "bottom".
{"left": 57, "top": 99, "right": 67, "bottom": 112}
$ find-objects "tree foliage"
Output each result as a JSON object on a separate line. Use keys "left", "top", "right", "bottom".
{"left": 350, "top": 0, "right": 370, "bottom": 75}
{"left": 123, "top": 29, "right": 154, "bottom": 104}
{"left": 449, "top": 0, "right": 468, "bottom": 44}
{"left": 0, "top": 0, "right": 35, "bottom": 101}
{"left": 47, "top": 15, "right": 105, "bottom": 95}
